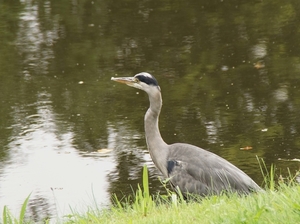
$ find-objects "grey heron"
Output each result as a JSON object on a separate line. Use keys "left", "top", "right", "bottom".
{"left": 111, "top": 72, "right": 261, "bottom": 196}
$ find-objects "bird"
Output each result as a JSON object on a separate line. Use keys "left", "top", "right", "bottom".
{"left": 111, "top": 72, "right": 261, "bottom": 196}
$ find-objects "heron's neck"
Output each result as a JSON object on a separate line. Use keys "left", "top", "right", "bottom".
{"left": 144, "top": 90, "right": 169, "bottom": 177}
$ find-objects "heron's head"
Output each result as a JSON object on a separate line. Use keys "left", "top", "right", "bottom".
{"left": 111, "top": 72, "right": 161, "bottom": 94}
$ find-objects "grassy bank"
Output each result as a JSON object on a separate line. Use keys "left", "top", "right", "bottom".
{"left": 70, "top": 186, "right": 300, "bottom": 224}
{"left": 66, "top": 165, "right": 300, "bottom": 224}
{"left": 3, "top": 165, "right": 300, "bottom": 224}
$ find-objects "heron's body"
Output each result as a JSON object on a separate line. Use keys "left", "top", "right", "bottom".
{"left": 112, "top": 72, "right": 261, "bottom": 196}
{"left": 167, "top": 143, "right": 259, "bottom": 195}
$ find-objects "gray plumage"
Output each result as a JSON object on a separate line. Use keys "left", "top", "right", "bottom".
{"left": 111, "top": 72, "right": 261, "bottom": 196}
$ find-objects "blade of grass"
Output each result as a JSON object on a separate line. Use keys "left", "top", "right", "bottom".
{"left": 142, "top": 165, "right": 149, "bottom": 200}
{"left": 269, "top": 164, "right": 275, "bottom": 190}
{"left": 112, "top": 193, "right": 123, "bottom": 209}
{"left": 19, "top": 193, "right": 31, "bottom": 224}
{"left": 257, "top": 156, "right": 275, "bottom": 190}
{"left": 3, "top": 205, "right": 8, "bottom": 224}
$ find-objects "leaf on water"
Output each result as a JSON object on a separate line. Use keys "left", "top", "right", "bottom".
{"left": 97, "top": 148, "right": 113, "bottom": 153}
{"left": 240, "top": 146, "right": 253, "bottom": 151}
{"left": 254, "top": 61, "right": 265, "bottom": 69}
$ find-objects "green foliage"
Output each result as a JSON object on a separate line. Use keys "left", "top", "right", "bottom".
{"left": 132, "top": 165, "right": 153, "bottom": 216}
{"left": 257, "top": 157, "right": 300, "bottom": 191}
{"left": 64, "top": 163, "right": 300, "bottom": 224}
{"left": 2, "top": 194, "right": 31, "bottom": 224}
{"left": 257, "top": 156, "right": 276, "bottom": 190}
{"left": 112, "top": 165, "right": 155, "bottom": 216}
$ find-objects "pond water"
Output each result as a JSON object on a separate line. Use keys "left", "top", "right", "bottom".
{"left": 1, "top": 0, "right": 300, "bottom": 222}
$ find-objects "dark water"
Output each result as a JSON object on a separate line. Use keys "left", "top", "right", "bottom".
{"left": 1, "top": 0, "right": 300, "bottom": 222}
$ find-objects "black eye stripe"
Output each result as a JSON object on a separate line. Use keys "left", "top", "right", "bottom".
{"left": 135, "top": 73, "right": 159, "bottom": 86}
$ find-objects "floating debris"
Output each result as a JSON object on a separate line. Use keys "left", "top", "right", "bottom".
{"left": 278, "top": 158, "right": 300, "bottom": 162}
{"left": 240, "top": 146, "right": 253, "bottom": 151}
{"left": 97, "top": 148, "right": 113, "bottom": 154}
{"left": 254, "top": 61, "right": 265, "bottom": 69}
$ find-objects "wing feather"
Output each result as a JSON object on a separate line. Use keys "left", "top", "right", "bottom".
{"left": 167, "top": 143, "right": 260, "bottom": 196}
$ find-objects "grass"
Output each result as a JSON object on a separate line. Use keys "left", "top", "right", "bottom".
{"left": 81, "top": 185, "right": 300, "bottom": 224}
{"left": 2, "top": 194, "right": 31, "bottom": 224}
{"left": 3, "top": 163, "right": 300, "bottom": 223}
{"left": 65, "top": 165, "right": 300, "bottom": 224}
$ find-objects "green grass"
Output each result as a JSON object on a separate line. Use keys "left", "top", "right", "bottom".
{"left": 72, "top": 185, "right": 300, "bottom": 224}
{"left": 3, "top": 164, "right": 300, "bottom": 223}
{"left": 66, "top": 164, "right": 300, "bottom": 224}
{"left": 2, "top": 194, "right": 31, "bottom": 224}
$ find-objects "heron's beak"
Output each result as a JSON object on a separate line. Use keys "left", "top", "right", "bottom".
{"left": 111, "top": 77, "right": 142, "bottom": 91}
{"left": 111, "top": 77, "right": 135, "bottom": 85}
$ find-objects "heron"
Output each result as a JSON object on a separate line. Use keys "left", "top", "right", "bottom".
{"left": 111, "top": 72, "right": 261, "bottom": 196}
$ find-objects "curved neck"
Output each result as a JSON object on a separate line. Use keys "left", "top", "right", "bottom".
{"left": 144, "top": 90, "right": 168, "bottom": 177}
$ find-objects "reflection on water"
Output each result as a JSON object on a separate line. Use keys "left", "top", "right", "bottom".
{"left": 0, "top": 92, "right": 114, "bottom": 221}
{"left": 16, "top": 0, "right": 59, "bottom": 76}
{"left": 105, "top": 120, "right": 161, "bottom": 200}
{"left": 0, "top": 89, "right": 157, "bottom": 221}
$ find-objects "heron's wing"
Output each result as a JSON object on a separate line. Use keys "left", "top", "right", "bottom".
{"left": 167, "top": 143, "right": 260, "bottom": 195}
{"left": 167, "top": 159, "right": 213, "bottom": 195}
{"left": 167, "top": 159, "right": 256, "bottom": 195}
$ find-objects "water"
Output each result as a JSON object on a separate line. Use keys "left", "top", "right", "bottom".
{"left": 1, "top": 0, "right": 300, "bottom": 222}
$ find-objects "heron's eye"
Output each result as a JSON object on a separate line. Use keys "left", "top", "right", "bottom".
{"left": 134, "top": 78, "right": 139, "bottom": 83}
